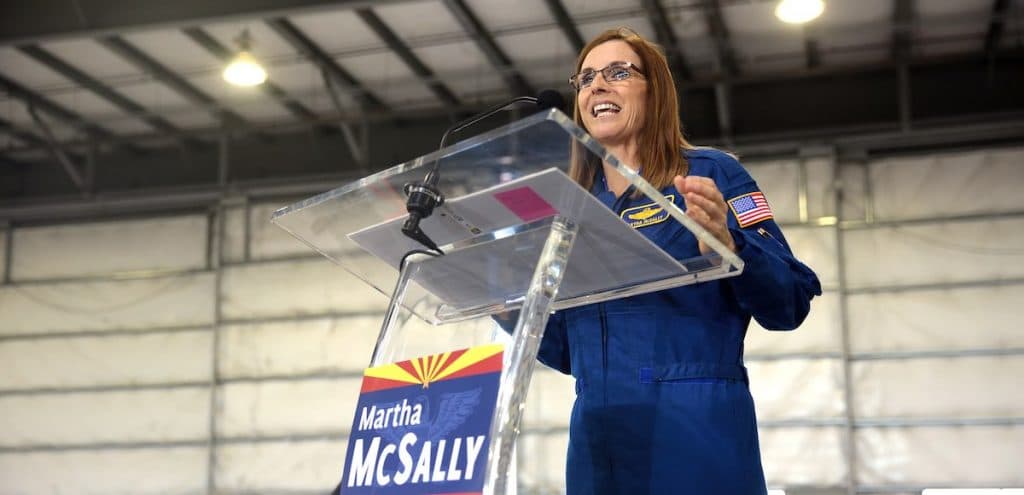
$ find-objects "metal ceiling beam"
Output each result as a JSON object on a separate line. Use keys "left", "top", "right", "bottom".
{"left": 543, "top": 0, "right": 585, "bottom": 53}
{"left": 17, "top": 45, "right": 206, "bottom": 148}
{"left": 983, "top": 0, "right": 1011, "bottom": 58}
{"left": 4, "top": 50, "right": 1018, "bottom": 155}
{"left": 641, "top": 0, "right": 693, "bottom": 81}
{"left": 443, "top": 0, "right": 535, "bottom": 96}
{"left": 0, "top": 117, "right": 49, "bottom": 149}
{"left": 804, "top": 26, "right": 821, "bottom": 69}
{"left": 181, "top": 27, "right": 323, "bottom": 124}
{"left": 892, "top": 0, "right": 914, "bottom": 132}
{"left": 265, "top": 18, "right": 387, "bottom": 111}
{"left": 27, "top": 104, "right": 89, "bottom": 192}
{"left": 805, "top": 38, "right": 821, "bottom": 69}
{"left": 892, "top": 0, "right": 914, "bottom": 61}
{"left": 2, "top": 119, "right": 91, "bottom": 195}
{"left": 0, "top": 72, "right": 139, "bottom": 152}
{"left": 0, "top": 153, "right": 24, "bottom": 167}
{"left": 0, "top": 0, "right": 418, "bottom": 47}
{"left": 354, "top": 9, "right": 461, "bottom": 107}
{"left": 701, "top": 0, "right": 740, "bottom": 76}
{"left": 98, "top": 36, "right": 251, "bottom": 129}
{"left": 699, "top": 0, "right": 738, "bottom": 143}
{"left": 0, "top": 117, "right": 90, "bottom": 171}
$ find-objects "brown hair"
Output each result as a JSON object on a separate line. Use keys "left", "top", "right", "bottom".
{"left": 569, "top": 27, "right": 694, "bottom": 191}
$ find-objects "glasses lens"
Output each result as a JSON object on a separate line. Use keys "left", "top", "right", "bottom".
{"left": 577, "top": 70, "right": 597, "bottom": 89}
{"left": 605, "top": 65, "right": 633, "bottom": 81}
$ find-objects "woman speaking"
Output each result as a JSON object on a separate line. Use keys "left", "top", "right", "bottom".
{"left": 534, "top": 27, "right": 823, "bottom": 494}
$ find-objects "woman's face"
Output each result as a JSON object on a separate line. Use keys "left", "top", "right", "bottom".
{"left": 576, "top": 40, "right": 647, "bottom": 148}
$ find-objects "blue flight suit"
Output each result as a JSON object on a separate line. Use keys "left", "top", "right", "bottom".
{"left": 537, "top": 148, "right": 822, "bottom": 494}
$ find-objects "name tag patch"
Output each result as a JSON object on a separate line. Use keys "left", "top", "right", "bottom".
{"left": 620, "top": 195, "right": 675, "bottom": 229}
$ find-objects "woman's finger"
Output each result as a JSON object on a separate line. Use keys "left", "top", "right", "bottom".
{"left": 686, "top": 200, "right": 712, "bottom": 227}
{"left": 680, "top": 176, "right": 725, "bottom": 205}
{"left": 673, "top": 175, "right": 688, "bottom": 196}
{"left": 686, "top": 192, "right": 726, "bottom": 225}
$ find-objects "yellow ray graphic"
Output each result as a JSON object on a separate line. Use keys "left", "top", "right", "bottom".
{"left": 420, "top": 355, "right": 433, "bottom": 384}
{"left": 428, "top": 352, "right": 452, "bottom": 382}
{"left": 363, "top": 364, "right": 420, "bottom": 384}
{"left": 417, "top": 352, "right": 445, "bottom": 388}
{"left": 433, "top": 344, "right": 504, "bottom": 382}
{"left": 409, "top": 357, "right": 426, "bottom": 383}
{"left": 423, "top": 355, "right": 435, "bottom": 382}
{"left": 427, "top": 354, "right": 439, "bottom": 380}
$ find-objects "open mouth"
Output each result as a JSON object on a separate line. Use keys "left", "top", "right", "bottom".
{"left": 591, "top": 102, "right": 621, "bottom": 118}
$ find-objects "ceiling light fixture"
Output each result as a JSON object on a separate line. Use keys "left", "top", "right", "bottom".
{"left": 223, "top": 29, "right": 267, "bottom": 87}
{"left": 775, "top": 0, "right": 825, "bottom": 24}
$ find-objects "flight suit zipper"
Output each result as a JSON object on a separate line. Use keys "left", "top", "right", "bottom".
{"left": 602, "top": 184, "right": 633, "bottom": 403}
{"left": 598, "top": 183, "right": 637, "bottom": 481}
{"left": 599, "top": 303, "right": 608, "bottom": 388}
{"left": 601, "top": 183, "right": 636, "bottom": 401}
{"left": 597, "top": 300, "right": 612, "bottom": 477}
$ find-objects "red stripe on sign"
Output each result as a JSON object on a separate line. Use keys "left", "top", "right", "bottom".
{"left": 360, "top": 376, "right": 419, "bottom": 393}
{"left": 494, "top": 187, "right": 557, "bottom": 222}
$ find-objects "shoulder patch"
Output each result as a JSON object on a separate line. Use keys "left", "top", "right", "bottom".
{"left": 728, "top": 191, "right": 773, "bottom": 228}
{"left": 620, "top": 195, "right": 675, "bottom": 229}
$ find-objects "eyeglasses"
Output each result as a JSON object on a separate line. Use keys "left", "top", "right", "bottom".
{"left": 568, "top": 62, "right": 645, "bottom": 91}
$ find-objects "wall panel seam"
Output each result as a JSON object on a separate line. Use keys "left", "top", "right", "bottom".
{"left": 6, "top": 349, "right": 1021, "bottom": 396}
{"left": 0, "top": 324, "right": 214, "bottom": 342}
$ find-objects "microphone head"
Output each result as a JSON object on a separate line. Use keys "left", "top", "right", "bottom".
{"left": 535, "top": 89, "right": 566, "bottom": 111}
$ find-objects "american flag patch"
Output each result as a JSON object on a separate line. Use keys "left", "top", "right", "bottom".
{"left": 728, "top": 191, "right": 773, "bottom": 228}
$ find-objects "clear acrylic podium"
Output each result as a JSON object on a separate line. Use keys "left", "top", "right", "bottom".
{"left": 271, "top": 109, "right": 744, "bottom": 494}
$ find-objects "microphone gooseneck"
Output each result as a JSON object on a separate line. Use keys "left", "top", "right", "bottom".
{"left": 401, "top": 90, "right": 566, "bottom": 252}
{"left": 535, "top": 89, "right": 565, "bottom": 112}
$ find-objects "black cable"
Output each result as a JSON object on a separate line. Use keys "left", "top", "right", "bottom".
{"left": 399, "top": 248, "right": 442, "bottom": 271}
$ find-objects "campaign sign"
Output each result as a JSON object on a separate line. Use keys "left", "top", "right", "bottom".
{"left": 340, "top": 344, "right": 504, "bottom": 494}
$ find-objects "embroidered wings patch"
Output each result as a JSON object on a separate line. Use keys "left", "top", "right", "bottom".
{"left": 727, "top": 191, "right": 773, "bottom": 228}
{"left": 619, "top": 195, "right": 674, "bottom": 229}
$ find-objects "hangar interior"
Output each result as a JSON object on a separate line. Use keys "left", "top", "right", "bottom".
{"left": 0, "top": 0, "right": 1022, "bottom": 494}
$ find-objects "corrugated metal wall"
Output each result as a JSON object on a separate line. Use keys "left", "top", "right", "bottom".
{"left": 1, "top": 146, "right": 1022, "bottom": 494}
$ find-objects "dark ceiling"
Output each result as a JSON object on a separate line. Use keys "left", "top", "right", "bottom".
{"left": 0, "top": 0, "right": 1022, "bottom": 219}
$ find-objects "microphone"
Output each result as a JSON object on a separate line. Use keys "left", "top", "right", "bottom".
{"left": 401, "top": 89, "right": 566, "bottom": 252}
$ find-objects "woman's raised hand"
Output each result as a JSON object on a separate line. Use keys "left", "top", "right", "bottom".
{"left": 673, "top": 175, "right": 736, "bottom": 254}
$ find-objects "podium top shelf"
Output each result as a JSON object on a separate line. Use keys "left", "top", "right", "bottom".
{"left": 272, "top": 109, "right": 742, "bottom": 324}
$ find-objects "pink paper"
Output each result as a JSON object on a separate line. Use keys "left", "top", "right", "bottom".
{"left": 494, "top": 187, "right": 558, "bottom": 222}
